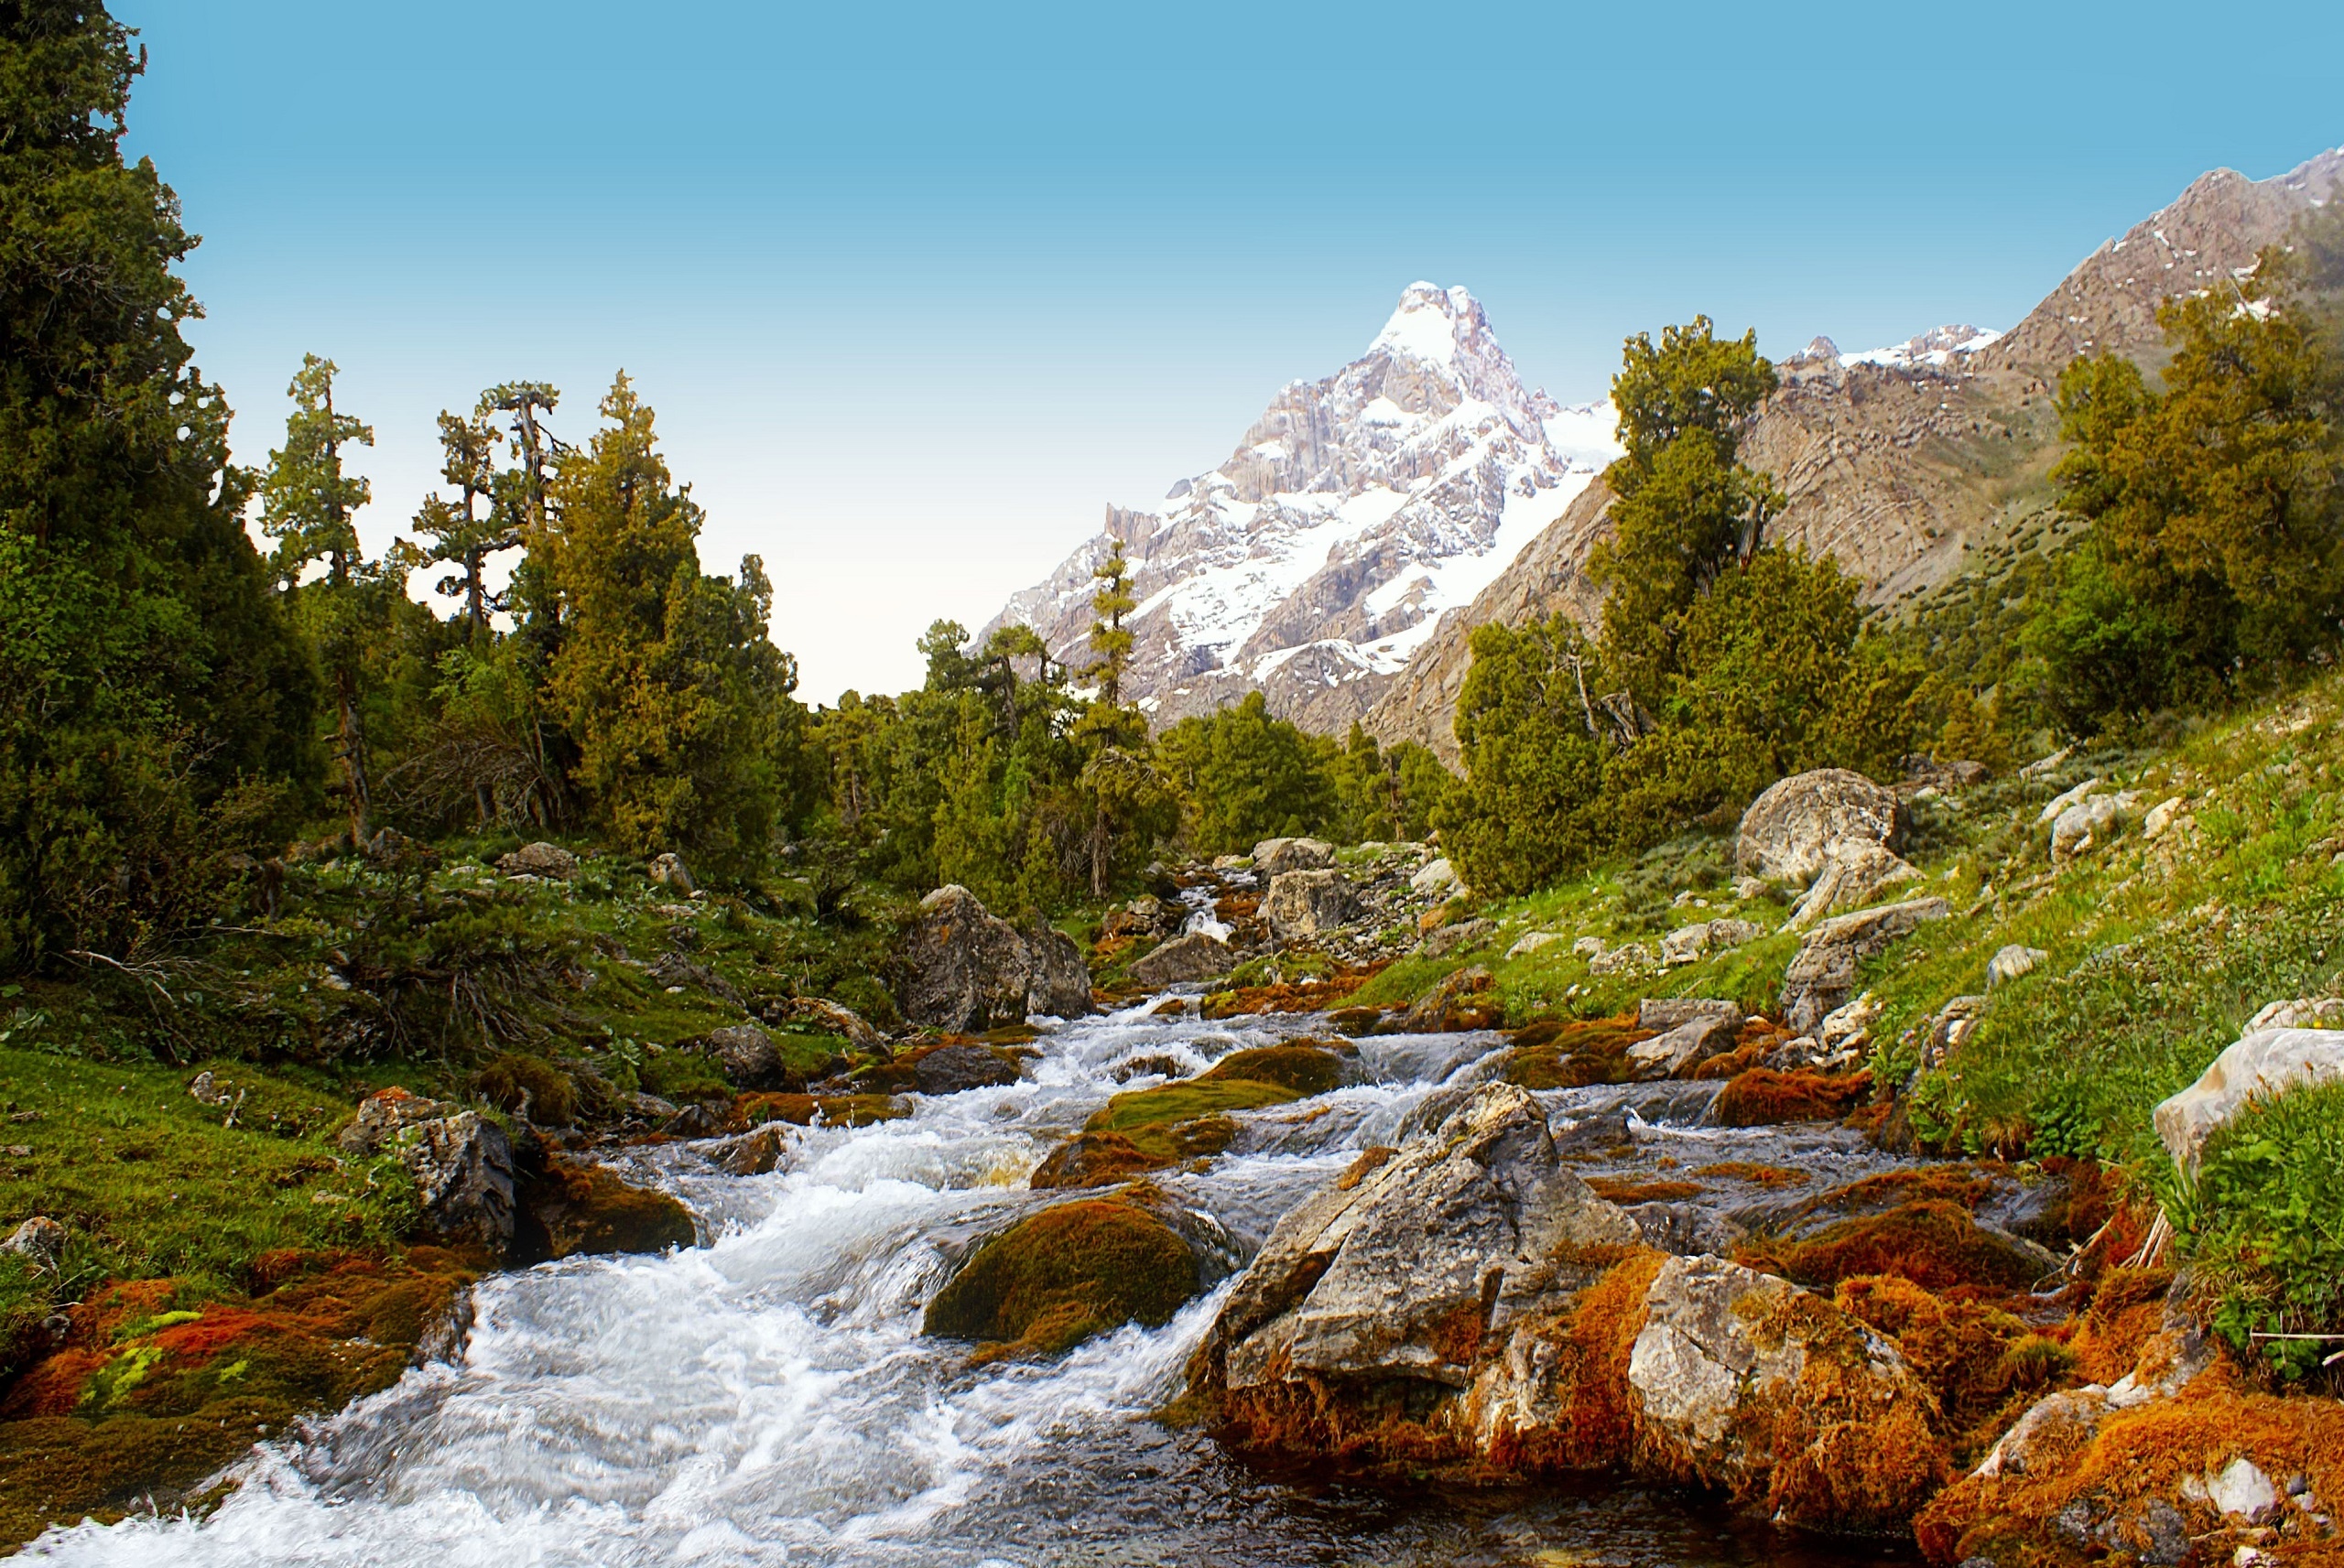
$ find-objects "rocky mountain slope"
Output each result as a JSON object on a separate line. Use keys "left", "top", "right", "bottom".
{"left": 1362, "top": 146, "right": 2344, "bottom": 761}
{"left": 980, "top": 284, "right": 1620, "bottom": 731}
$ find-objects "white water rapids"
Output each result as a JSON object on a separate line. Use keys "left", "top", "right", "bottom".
{"left": 27, "top": 999, "right": 1915, "bottom": 1568}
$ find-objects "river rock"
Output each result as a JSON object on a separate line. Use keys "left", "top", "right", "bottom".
{"left": 913, "top": 1043, "right": 1024, "bottom": 1095}
{"left": 1784, "top": 844, "right": 1921, "bottom": 929}
{"left": 1128, "top": 930, "right": 1236, "bottom": 987}
{"left": 1416, "top": 918, "right": 1496, "bottom": 959}
{"left": 1199, "top": 1083, "right": 1641, "bottom": 1396}
{"left": 1778, "top": 896, "right": 1950, "bottom": 1033}
{"left": 1628, "top": 1253, "right": 1948, "bottom": 1529}
{"left": 496, "top": 841, "right": 577, "bottom": 880}
{"left": 896, "top": 884, "right": 1096, "bottom": 1030}
{"left": 1986, "top": 943, "right": 2047, "bottom": 989}
{"left": 1735, "top": 768, "right": 1906, "bottom": 883}
{"left": 1261, "top": 869, "right": 1361, "bottom": 941}
{"left": 3, "top": 1216, "right": 65, "bottom": 1271}
{"left": 1251, "top": 837, "right": 1334, "bottom": 877}
{"left": 2153, "top": 1026, "right": 2344, "bottom": 1172}
{"left": 1400, "top": 965, "right": 1502, "bottom": 1032}
{"left": 408, "top": 1111, "right": 517, "bottom": 1252}
{"left": 1659, "top": 917, "right": 1763, "bottom": 965}
{"left": 1625, "top": 1011, "right": 1741, "bottom": 1080}
{"left": 1409, "top": 856, "right": 1460, "bottom": 896}
{"left": 697, "top": 1022, "right": 787, "bottom": 1087}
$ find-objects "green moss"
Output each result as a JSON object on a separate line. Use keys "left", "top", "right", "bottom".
{"left": 1084, "top": 1077, "right": 1298, "bottom": 1136}
{"left": 638, "top": 1050, "right": 732, "bottom": 1103}
{"left": 922, "top": 1196, "right": 1200, "bottom": 1357}
{"left": 1197, "top": 1044, "right": 1346, "bottom": 1096}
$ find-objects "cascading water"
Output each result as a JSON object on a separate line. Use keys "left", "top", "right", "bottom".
{"left": 27, "top": 1000, "right": 1915, "bottom": 1567}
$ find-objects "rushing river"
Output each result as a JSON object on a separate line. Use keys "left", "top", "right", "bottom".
{"left": 27, "top": 998, "right": 1918, "bottom": 1567}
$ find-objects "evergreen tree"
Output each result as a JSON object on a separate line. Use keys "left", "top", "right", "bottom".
{"left": 542, "top": 375, "right": 809, "bottom": 874}
{"left": 1073, "top": 539, "right": 1156, "bottom": 895}
{"left": 1437, "top": 615, "right": 1612, "bottom": 896}
{"left": 260, "top": 354, "right": 381, "bottom": 845}
{"left": 1086, "top": 539, "right": 1137, "bottom": 706}
{"left": 411, "top": 409, "right": 515, "bottom": 635}
{"left": 0, "top": 1, "right": 314, "bottom": 967}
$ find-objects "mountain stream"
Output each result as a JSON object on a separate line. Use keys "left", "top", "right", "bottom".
{"left": 27, "top": 998, "right": 1919, "bottom": 1567}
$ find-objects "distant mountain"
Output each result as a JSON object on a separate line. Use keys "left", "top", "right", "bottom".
{"left": 980, "top": 284, "right": 1620, "bottom": 731}
{"left": 1360, "top": 145, "right": 2344, "bottom": 762}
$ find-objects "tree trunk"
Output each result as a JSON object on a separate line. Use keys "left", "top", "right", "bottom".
{"left": 1090, "top": 809, "right": 1111, "bottom": 900}
{"left": 336, "top": 661, "right": 371, "bottom": 847}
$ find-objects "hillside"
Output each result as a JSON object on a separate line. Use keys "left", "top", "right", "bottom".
{"left": 1363, "top": 146, "right": 2344, "bottom": 761}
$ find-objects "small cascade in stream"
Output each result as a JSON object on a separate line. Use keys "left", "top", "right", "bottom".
{"left": 27, "top": 998, "right": 1915, "bottom": 1568}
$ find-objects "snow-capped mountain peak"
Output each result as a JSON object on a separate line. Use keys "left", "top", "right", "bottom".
{"left": 982, "top": 284, "right": 1620, "bottom": 732}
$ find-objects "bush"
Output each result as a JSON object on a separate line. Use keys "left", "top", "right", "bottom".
{"left": 2169, "top": 1078, "right": 2344, "bottom": 1381}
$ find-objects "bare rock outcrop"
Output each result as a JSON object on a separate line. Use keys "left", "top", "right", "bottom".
{"left": 1779, "top": 896, "right": 1950, "bottom": 1034}
{"left": 895, "top": 885, "right": 1095, "bottom": 1031}
{"left": 2154, "top": 1027, "right": 2344, "bottom": 1173}
{"left": 1260, "top": 869, "right": 1361, "bottom": 942}
{"left": 1736, "top": 768, "right": 1906, "bottom": 884}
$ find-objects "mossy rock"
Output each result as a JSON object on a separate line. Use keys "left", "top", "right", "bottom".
{"left": 1712, "top": 1066, "right": 1874, "bottom": 1127}
{"left": 517, "top": 1156, "right": 696, "bottom": 1262}
{"left": 1500, "top": 1015, "right": 1649, "bottom": 1090}
{"left": 1085, "top": 1076, "right": 1298, "bottom": 1137}
{"left": 1766, "top": 1199, "right": 2051, "bottom": 1293}
{"left": 732, "top": 1091, "right": 908, "bottom": 1129}
{"left": 1197, "top": 1042, "right": 1348, "bottom": 1097}
{"left": 923, "top": 1196, "right": 1201, "bottom": 1357}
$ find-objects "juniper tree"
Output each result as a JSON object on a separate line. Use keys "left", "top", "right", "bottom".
{"left": 411, "top": 409, "right": 515, "bottom": 635}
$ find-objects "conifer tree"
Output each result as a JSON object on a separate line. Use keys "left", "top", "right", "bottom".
{"left": 543, "top": 374, "right": 808, "bottom": 873}
{"left": 411, "top": 409, "right": 515, "bottom": 635}
{"left": 261, "top": 354, "right": 381, "bottom": 845}
{"left": 1074, "top": 538, "right": 1156, "bottom": 896}
{"left": 0, "top": 0, "right": 315, "bottom": 966}
{"left": 1086, "top": 539, "right": 1137, "bottom": 706}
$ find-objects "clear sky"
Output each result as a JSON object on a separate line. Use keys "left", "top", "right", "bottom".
{"left": 119, "top": 1, "right": 2343, "bottom": 703}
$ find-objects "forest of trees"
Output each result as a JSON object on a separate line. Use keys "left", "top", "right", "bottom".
{"left": 5, "top": 2, "right": 2342, "bottom": 978}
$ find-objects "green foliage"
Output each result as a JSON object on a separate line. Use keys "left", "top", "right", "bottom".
{"left": 2033, "top": 267, "right": 2344, "bottom": 728}
{"left": 1438, "top": 614, "right": 1613, "bottom": 895}
{"left": 1156, "top": 692, "right": 1339, "bottom": 855}
{"left": 0, "top": 3, "right": 315, "bottom": 968}
{"left": 2165, "top": 1079, "right": 2344, "bottom": 1381}
{"left": 541, "top": 376, "right": 814, "bottom": 877}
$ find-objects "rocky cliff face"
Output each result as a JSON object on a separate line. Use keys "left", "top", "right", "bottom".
{"left": 1361, "top": 146, "right": 2344, "bottom": 761}
{"left": 981, "top": 284, "right": 1619, "bottom": 731}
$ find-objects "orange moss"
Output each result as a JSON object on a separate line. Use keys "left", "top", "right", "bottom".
{"left": 1197, "top": 1042, "right": 1347, "bottom": 1096}
{"left": 1199, "top": 966, "right": 1385, "bottom": 1019}
{"left": 1500, "top": 1012, "right": 1650, "bottom": 1090}
{"left": 518, "top": 1155, "right": 696, "bottom": 1261}
{"left": 1335, "top": 1146, "right": 1398, "bottom": 1190}
{"left": 2068, "top": 1266, "right": 2176, "bottom": 1386}
{"left": 1915, "top": 1370, "right": 2344, "bottom": 1567}
{"left": 923, "top": 1196, "right": 1199, "bottom": 1359}
{"left": 1712, "top": 1067, "right": 1873, "bottom": 1126}
{"left": 731, "top": 1092, "right": 908, "bottom": 1129}
{"left": 1029, "top": 1130, "right": 1175, "bottom": 1190}
{"left": 1694, "top": 1161, "right": 1808, "bottom": 1188}
{"left": 1482, "top": 1247, "right": 1668, "bottom": 1476}
{"left": 0, "top": 1250, "right": 477, "bottom": 1545}
{"left": 1586, "top": 1177, "right": 1706, "bottom": 1204}
{"left": 1834, "top": 1274, "right": 2072, "bottom": 1456}
{"left": 1754, "top": 1199, "right": 2049, "bottom": 1294}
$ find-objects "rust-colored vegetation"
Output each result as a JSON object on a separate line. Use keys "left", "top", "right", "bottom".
{"left": 1711, "top": 1067, "right": 1873, "bottom": 1126}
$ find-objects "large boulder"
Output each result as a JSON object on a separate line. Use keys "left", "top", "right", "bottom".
{"left": 912, "top": 1043, "right": 1025, "bottom": 1095}
{"left": 1783, "top": 844, "right": 1922, "bottom": 929}
{"left": 1778, "top": 896, "right": 1950, "bottom": 1033}
{"left": 343, "top": 1090, "right": 519, "bottom": 1254}
{"left": 1409, "top": 856, "right": 1460, "bottom": 896}
{"left": 1252, "top": 837, "right": 1335, "bottom": 878}
{"left": 925, "top": 1191, "right": 1222, "bottom": 1357}
{"left": 2153, "top": 1027, "right": 2344, "bottom": 1172}
{"left": 1628, "top": 1253, "right": 1949, "bottom": 1530}
{"left": 1261, "top": 869, "right": 1362, "bottom": 942}
{"left": 1128, "top": 930, "right": 1235, "bottom": 987}
{"left": 1199, "top": 1083, "right": 1641, "bottom": 1398}
{"left": 495, "top": 840, "right": 577, "bottom": 880}
{"left": 1625, "top": 1010, "right": 1742, "bottom": 1080}
{"left": 896, "top": 885, "right": 1096, "bottom": 1030}
{"left": 696, "top": 1022, "right": 787, "bottom": 1087}
{"left": 1736, "top": 768, "right": 1906, "bottom": 884}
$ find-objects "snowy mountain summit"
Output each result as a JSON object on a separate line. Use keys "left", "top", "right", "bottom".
{"left": 982, "top": 283, "right": 1617, "bottom": 731}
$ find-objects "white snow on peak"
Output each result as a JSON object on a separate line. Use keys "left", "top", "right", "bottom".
{"left": 1839, "top": 323, "right": 2003, "bottom": 370}
{"left": 982, "top": 282, "right": 1622, "bottom": 728}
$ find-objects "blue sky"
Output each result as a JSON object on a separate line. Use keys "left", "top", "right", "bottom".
{"left": 121, "top": 1, "right": 2344, "bottom": 701}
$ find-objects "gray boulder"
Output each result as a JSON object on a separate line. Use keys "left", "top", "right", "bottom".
{"left": 1625, "top": 1011, "right": 1742, "bottom": 1080}
{"left": 1128, "top": 930, "right": 1235, "bottom": 987}
{"left": 1659, "top": 917, "right": 1763, "bottom": 965}
{"left": 1987, "top": 943, "right": 2048, "bottom": 990}
{"left": 1778, "top": 896, "right": 1950, "bottom": 1033}
{"left": 699, "top": 1022, "right": 785, "bottom": 1087}
{"left": 2050, "top": 791, "right": 2138, "bottom": 863}
{"left": 1409, "top": 856, "right": 1460, "bottom": 896}
{"left": 912, "top": 1043, "right": 1024, "bottom": 1095}
{"left": 1202, "top": 1083, "right": 1640, "bottom": 1395}
{"left": 1627, "top": 1253, "right": 1944, "bottom": 1527}
{"left": 343, "top": 1091, "right": 516, "bottom": 1253}
{"left": 1251, "top": 837, "right": 1335, "bottom": 878}
{"left": 895, "top": 884, "right": 1095, "bottom": 1030}
{"left": 3, "top": 1216, "right": 65, "bottom": 1271}
{"left": 1735, "top": 768, "right": 1906, "bottom": 883}
{"left": 1261, "top": 868, "right": 1361, "bottom": 942}
{"left": 1783, "top": 844, "right": 1922, "bottom": 929}
{"left": 2154, "top": 1027, "right": 2344, "bottom": 1173}
{"left": 1637, "top": 998, "right": 1742, "bottom": 1033}
{"left": 496, "top": 840, "right": 577, "bottom": 880}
